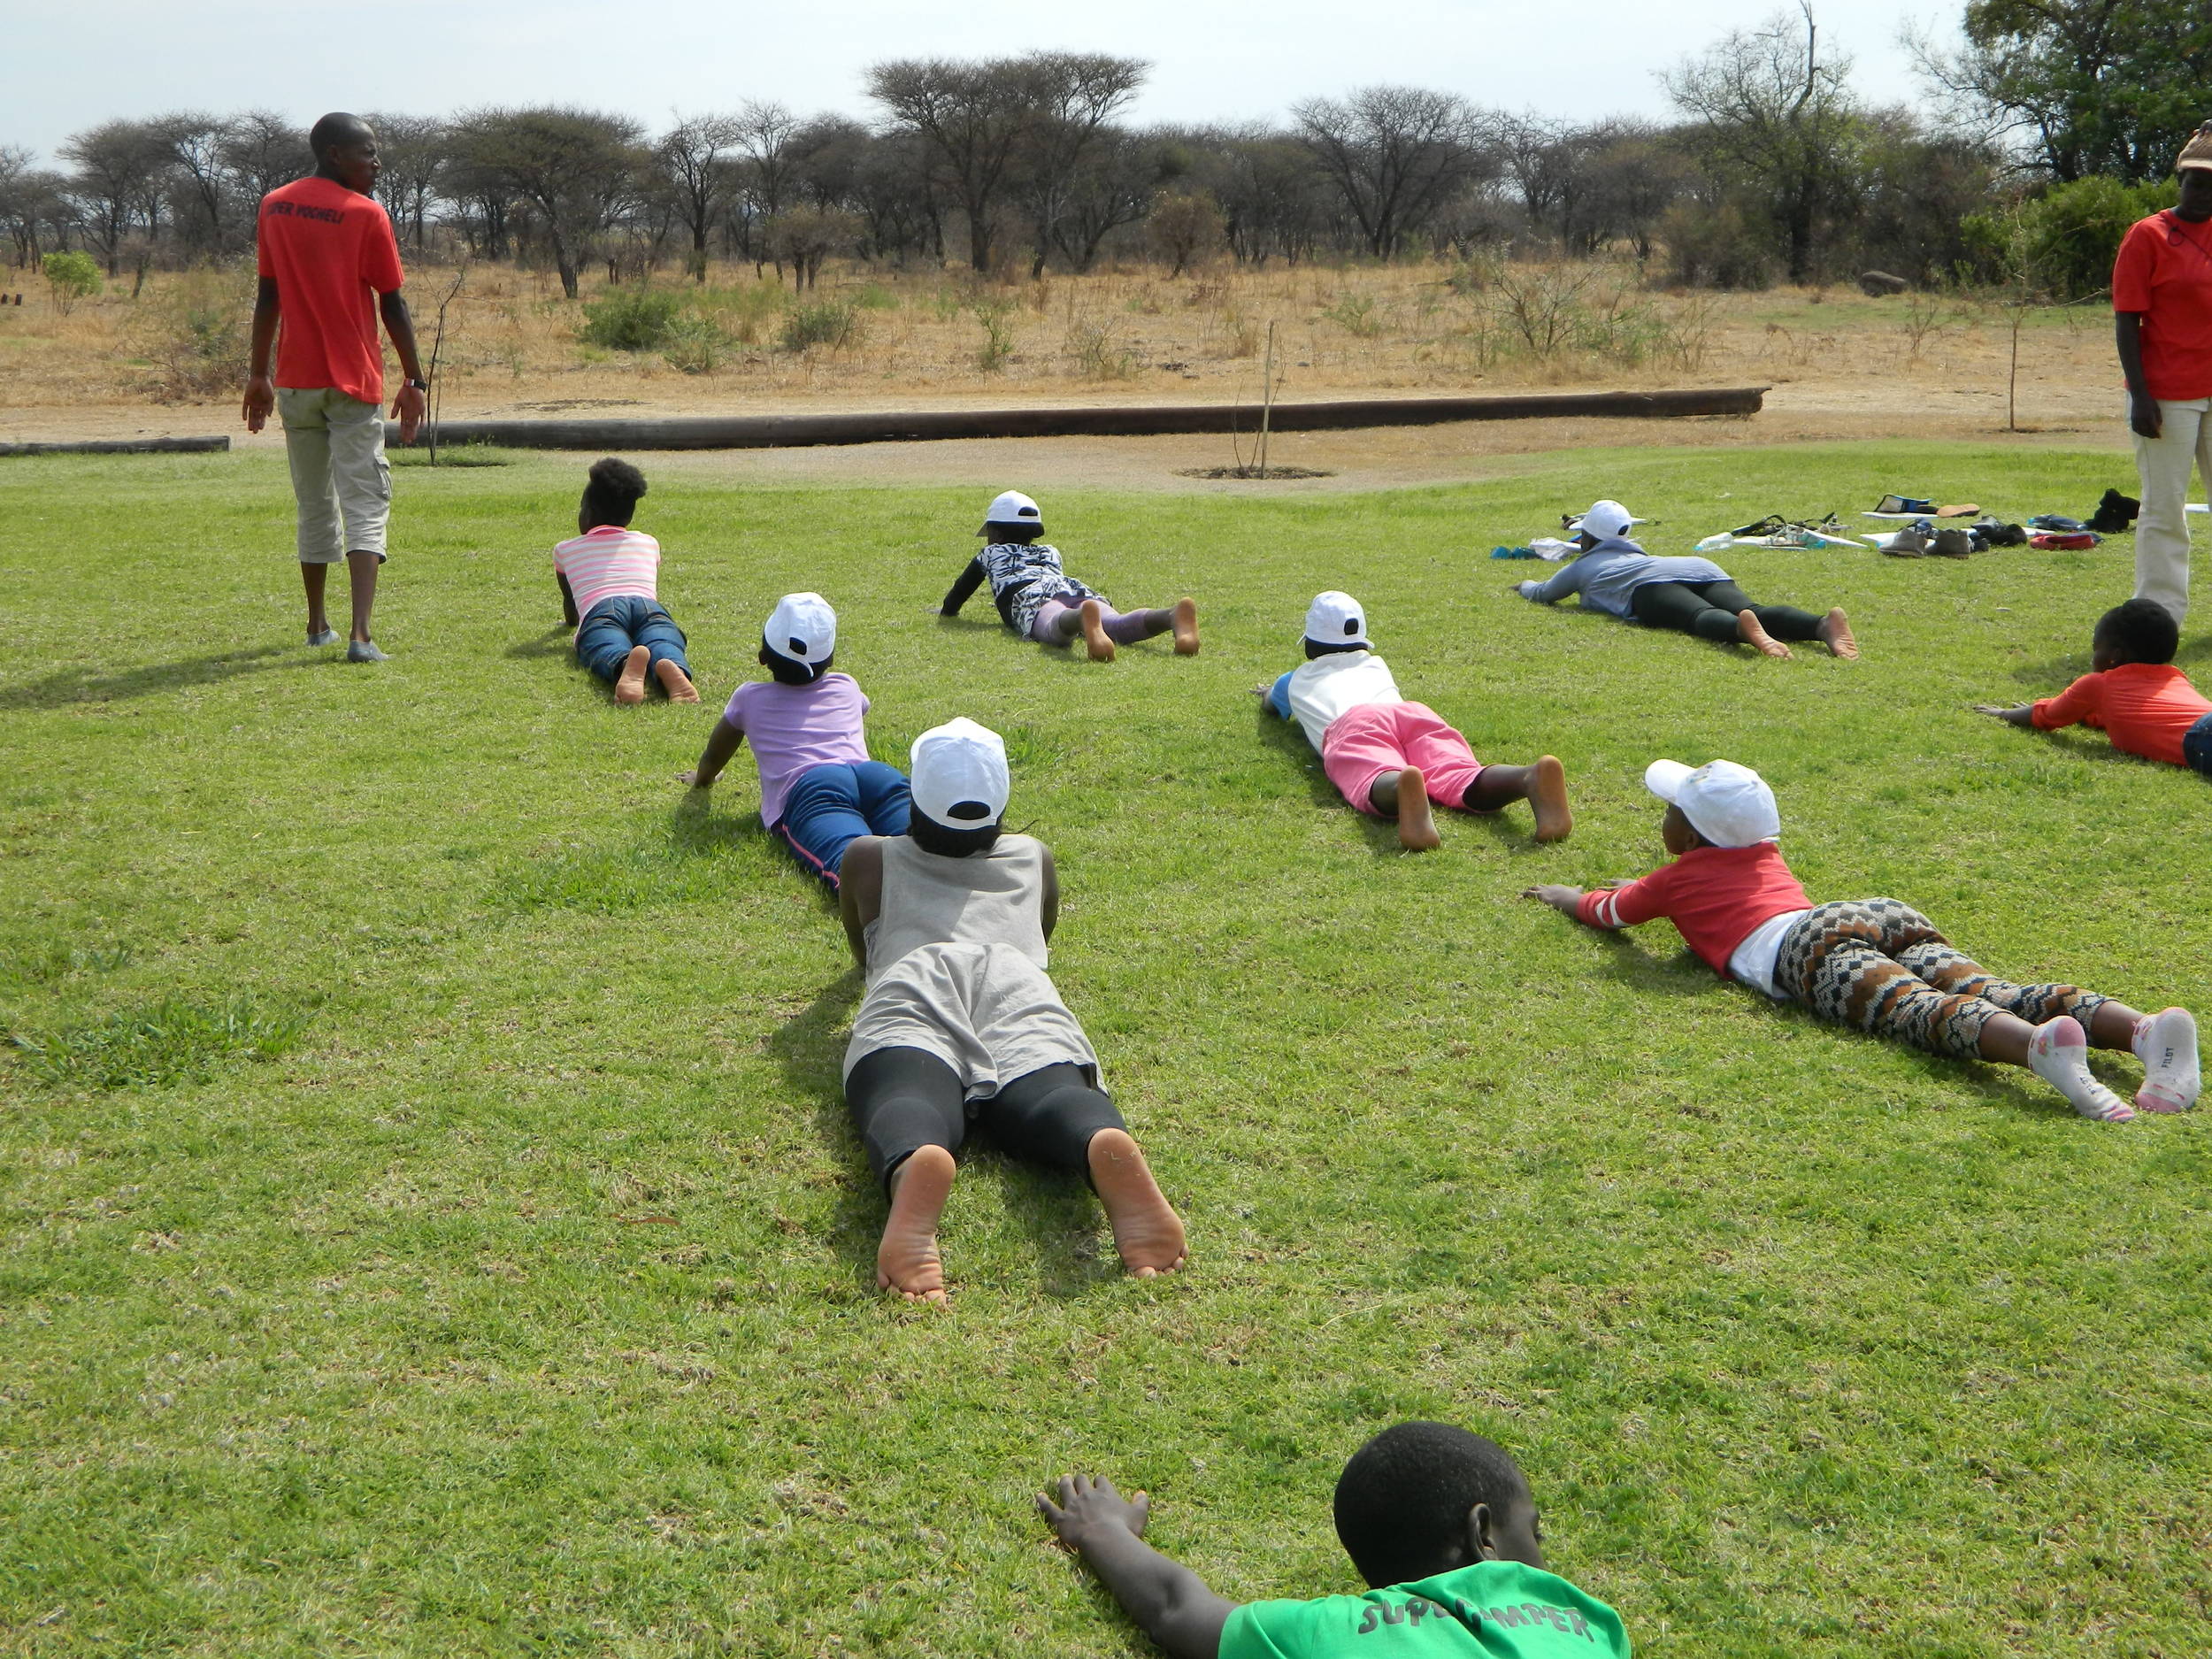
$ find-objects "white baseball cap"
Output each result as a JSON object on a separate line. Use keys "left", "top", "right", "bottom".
{"left": 1571, "top": 500, "right": 1636, "bottom": 540}
{"left": 910, "top": 717, "right": 1011, "bottom": 829}
{"left": 1644, "top": 758, "right": 1780, "bottom": 848}
{"left": 764, "top": 592, "right": 836, "bottom": 665}
{"left": 1303, "top": 590, "right": 1370, "bottom": 648}
{"left": 979, "top": 489, "right": 1042, "bottom": 534}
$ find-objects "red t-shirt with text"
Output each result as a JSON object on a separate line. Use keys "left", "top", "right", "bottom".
{"left": 255, "top": 176, "right": 405, "bottom": 404}
{"left": 2112, "top": 211, "right": 2212, "bottom": 401}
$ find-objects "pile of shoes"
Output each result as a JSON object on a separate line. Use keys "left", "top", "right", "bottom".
{"left": 1722, "top": 512, "right": 1866, "bottom": 549}
{"left": 2085, "top": 488, "right": 2140, "bottom": 534}
{"left": 2025, "top": 513, "right": 2103, "bottom": 550}
{"left": 1881, "top": 519, "right": 1977, "bottom": 558}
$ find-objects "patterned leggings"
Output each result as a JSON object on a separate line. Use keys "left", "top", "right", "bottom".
{"left": 1774, "top": 898, "right": 2109, "bottom": 1060}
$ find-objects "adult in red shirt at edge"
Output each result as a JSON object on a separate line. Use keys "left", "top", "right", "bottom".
{"left": 242, "top": 112, "right": 427, "bottom": 661}
{"left": 2114, "top": 122, "right": 2212, "bottom": 633}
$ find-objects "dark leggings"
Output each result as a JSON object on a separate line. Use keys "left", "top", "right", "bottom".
{"left": 845, "top": 1047, "right": 1125, "bottom": 1194}
{"left": 1630, "top": 579, "right": 1824, "bottom": 644}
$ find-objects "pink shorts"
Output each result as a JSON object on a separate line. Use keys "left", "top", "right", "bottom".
{"left": 1319, "top": 701, "right": 1484, "bottom": 814}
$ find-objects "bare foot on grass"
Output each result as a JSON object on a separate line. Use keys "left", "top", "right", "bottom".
{"left": 615, "top": 643, "right": 650, "bottom": 704}
{"left": 1079, "top": 598, "right": 1116, "bottom": 662}
{"left": 1396, "top": 766, "right": 1440, "bottom": 851}
{"left": 1528, "top": 755, "right": 1572, "bottom": 842}
{"left": 655, "top": 658, "right": 702, "bottom": 702}
{"left": 1087, "top": 1129, "right": 1187, "bottom": 1279}
{"left": 1817, "top": 608, "right": 1859, "bottom": 660}
{"left": 1171, "top": 596, "right": 1201, "bottom": 655}
{"left": 877, "top": 1145, "right": 956, "bottom": 1306}
{"left": 1737, "top": 610, "right": 1793, "bottom": 660}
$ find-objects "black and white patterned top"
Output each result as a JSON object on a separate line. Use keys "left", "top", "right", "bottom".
{"left": 942, "top": 541, "right": 1098, "bottom": 635}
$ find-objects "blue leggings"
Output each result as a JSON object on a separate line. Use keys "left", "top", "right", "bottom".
{"left": 2185, "top": 711, "right": 2212, "bottom": 779}
{"left": 576, "top": 595, "right": 690, "bottom": 685}
{"left": 774, "top": 761, "right": 912, "bottom": 887}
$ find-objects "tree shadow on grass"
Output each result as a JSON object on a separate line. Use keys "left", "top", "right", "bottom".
{"left": 0, "top": 644, "right": 326, "bottom": 713}
{"left": 764, "top": 966, "right": 881, "bottom": 1294}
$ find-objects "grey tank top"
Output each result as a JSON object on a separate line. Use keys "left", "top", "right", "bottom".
{"left": 864, "top": 834, "right": 1051, "bottom": 985}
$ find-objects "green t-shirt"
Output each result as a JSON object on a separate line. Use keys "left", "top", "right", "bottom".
{"left": 1218, "top": 1560, "right": 1629, "bottom": 1658}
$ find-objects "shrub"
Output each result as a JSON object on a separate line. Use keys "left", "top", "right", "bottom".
{"left": 2004, "top": 175, "right": 2179, "bottom": 300}
{"left": 131, "top": 262, "right": 255, "bottom": 402}
{"left": 42, "top": 250, "right": 100, "bottom": 314}
{"left": 972, "top": 299, "right": 1017, "bottom": 372}
{"left": 663, "top": 312, "right": 733, "bottom": 373}
{"left": 1321, "top": 293, "right": 1382, "bottom": 336}
{"left": 1064, "top": 320, "right": 1136, "bottom": 380}
{"left": 778, "top": 302, "right": 860, "bottom": 353}
{"left": 580, "top": 286, "right": 683, "bottom": 350}
{"left": 1659, "top": 201, "right": 1774, "bottom": 290}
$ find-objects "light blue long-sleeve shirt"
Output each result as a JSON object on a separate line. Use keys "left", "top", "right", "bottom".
{"left": 1515, "top": 536, "right": 1732, "bottom": 619}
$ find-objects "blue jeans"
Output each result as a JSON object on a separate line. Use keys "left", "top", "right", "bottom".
{"left": 774, "top": 762, "right": 912, "bottom": 887}
{"left": 576, "top": 595, "right": 690, "bottom": 685}
{"left": 2185, "top": 711, "right": 2212, "bottom": 779}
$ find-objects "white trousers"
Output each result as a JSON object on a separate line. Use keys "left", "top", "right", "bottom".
{"left": 2131, "top": 396, "right": 2212, "bottom": 625}
{"left": 277, "top": 387, "right": 389, "bottom": 564}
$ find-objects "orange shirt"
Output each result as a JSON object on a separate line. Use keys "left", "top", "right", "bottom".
{"left": 255, "top": 176, "right": 405, "bottom": 403}
{"left": 2032, "top": 662, "right": 2212, "bottom": 766}
{"left": 2113, "top": 211, "right": 2212, "bottom": 401}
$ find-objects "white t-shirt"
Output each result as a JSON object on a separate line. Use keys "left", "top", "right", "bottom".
{"left": 1286, "top": 651, "right": 1403, "bottom": 750}
{"left": 1729, "top": 907, "right": 1811, "bottom": 998}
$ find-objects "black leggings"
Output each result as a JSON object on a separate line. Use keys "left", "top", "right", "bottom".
{"left": 1629, "top": 579, "right": 1825, "bottom": 644}
{"left": 845, "top": 1047, "right": 1125, "bottom": 1194}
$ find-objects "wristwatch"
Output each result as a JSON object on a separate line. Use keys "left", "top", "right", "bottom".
{"left": 406, "top": 376, "right": 428, "bottom": 390}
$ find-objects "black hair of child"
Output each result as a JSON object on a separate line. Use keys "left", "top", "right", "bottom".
{"left": 1305, "top": 637, "right": 1371, "bottom": 660}
{"left": 983, "top": 520, "right": 1044, "bottom": 544}
{"left": 581, "top": 457, "right": 648, "bottom": 529}
{"left": 910, "top": 811, "right": 1002, "bottom": 858}
{"left": 758, "top": 641, "right": 832, "bottom": 686}
{"left": 2096, "top": 596, "right": 2180, "bottom": 665}
{"left": 1333, "top": 1423, "right": 1531, "bottom": 1590}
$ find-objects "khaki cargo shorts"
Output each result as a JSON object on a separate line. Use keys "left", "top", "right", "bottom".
{"left": 277, "top": 387, "right": 390, "bottom": 564}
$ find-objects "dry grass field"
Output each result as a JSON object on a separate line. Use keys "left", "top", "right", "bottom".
{"left": 0, "top": 257, "right": 2131, "bottom": 449}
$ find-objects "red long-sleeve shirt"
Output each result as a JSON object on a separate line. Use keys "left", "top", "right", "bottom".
{"left": 2031, "top": 663, "right": 2212, "bottom": 767}
{"left": 1577, "top": 841, "right": 1813, "bottom": 978}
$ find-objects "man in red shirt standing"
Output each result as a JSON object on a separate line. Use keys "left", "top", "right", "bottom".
{"left": 2114, "top": 123, "right": 2212, "bottom": 632}
{"left": 242, "top": 112, "right": 427, "bottom": 662}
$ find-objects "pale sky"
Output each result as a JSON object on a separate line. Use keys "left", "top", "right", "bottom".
{"left": 7, "top": 0, "right": 1955, "bottom": 165}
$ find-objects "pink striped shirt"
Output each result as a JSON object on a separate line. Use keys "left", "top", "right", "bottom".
{"left": 554, "top": 526, "right": 660, "bottom": 629}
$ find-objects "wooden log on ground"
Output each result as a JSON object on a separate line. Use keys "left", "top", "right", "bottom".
{"left": 0, "top": 435, "right": 231, "bottom": 457}
{"left": 396, "top": 388, "right": 1768, "bottom": 451}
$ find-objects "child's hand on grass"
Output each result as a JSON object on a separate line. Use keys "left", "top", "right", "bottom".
{"left": 1522, "top": 883, "right": 1584, "bottom": 913}
{"left": 1972, "top": 703, "right": 2033, "bottom": 725}
{"left": 1248, "top": 682, "right": 1271, "bottom": 698}
{"left": 1037, "top": 1474, "right": 1150, "bottom": 1551}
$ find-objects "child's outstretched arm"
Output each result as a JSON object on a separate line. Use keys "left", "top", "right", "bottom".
{"left": 1524, "top": 878, "right": 1647, "bottom": 929}
{"left": 1972, "top": 703, "right": 2036, "bottom": 727}
{"left": 1037, "top": 1475, "right": 1234, "bottom": 1659}
{"left": 940, "top": 557, "right": 986, "bottom": 616}
{"left": 680, "top": 717, "right": 744, "bottom": 788}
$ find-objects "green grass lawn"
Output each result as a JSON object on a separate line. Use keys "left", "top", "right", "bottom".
{"left": 2, "top": 440, "right": 2208, "bottom": 1658}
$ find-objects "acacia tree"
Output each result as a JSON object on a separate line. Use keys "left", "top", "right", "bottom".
{"left": 0, "top": 148, "right": 74, "bottom": 265}
{"left": 58, "top": 119, "right": 167, "bottom": 273}
{"left": 450, "top": 106, "right": 644, "bottom": 297}
{"left": 1915, "top": 0, "right": 2212, "bottom": 182}
{"left": 1009, "top": 52, "right": 1149, "bottom": 276}
{"left": 653, "top": 112, "right": 741, "bottom": 277}
{"left": 867, "top": 56, "right": 1041, "bottom": 272}
{"left": 219, "top": 111, "right": 307, "bottom": 205}
{"left": 155, "top": 111, "right": 235, "bottom": 253}
{"left": 1292, "top": 86, "right": 1490, "bottom": 257}
{"left": 365, "top": 113, "right": 449, "bottom": 250}
{"left": 1664, "top": 3, "right": 1861, "bottom": 284}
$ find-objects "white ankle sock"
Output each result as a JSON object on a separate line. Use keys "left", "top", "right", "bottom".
{"left": 2131, "top": 1008, "right": 2200, "bottom": 1113}
{"left": 2027, "top": 1017, "right": 2135, "bottom": 1122}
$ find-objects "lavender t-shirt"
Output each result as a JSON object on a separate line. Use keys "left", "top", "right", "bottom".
{"left": 723, "top": 672, "right": 872, "bottom": 826}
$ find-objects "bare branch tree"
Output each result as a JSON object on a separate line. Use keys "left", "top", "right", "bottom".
{"left": 1292, "top": 87, "right": 1490, "bottom": 258}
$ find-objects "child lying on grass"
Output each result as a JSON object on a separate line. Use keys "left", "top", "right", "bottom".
{"left": 1256, "top": 590, "right": 1571, "bottom": 851}
{"left": 837, "top": 718, "right": 1186, "bottom": 1304}
{"left": 1977, "top": 597, "right": 2212, "bottom": 775}
{"left": 553, "top": 457, "right": 700, "bottom": 704}
{"left": 680, "top": 594, "right": 910, "bottom": 888}
{"left": 940, "top": 488, "right": 1199, "bottom": 662}
{"left": 1037, "top": 1422, "right": 1631, "bottom": 1658}
{"left": 1523, "top": 758, "right": 2198, "bottom": 1123}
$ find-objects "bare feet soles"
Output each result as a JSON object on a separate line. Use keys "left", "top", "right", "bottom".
{"left": 1527, "top": 755, "right": 1572, "bottom": 842}
{"left": 615, "top": 643, "right": 650, "bottom": 704}
{"left": 1395, "top": 766, "right": 1441, "bottom": 851}
{"left": 654, "top": 658, "right": 701, "bottom": 703}
{"left": 1818, "top": 607, "right": 1859, "bottom": 660}
{"left": 1737, "top": 610, "right": 1793, "bottom": 660}
{"left": 877, "top": 1145, "right": 956, "bottom": 1305}
{"left": 1079, "top": 598, "right": 1117, "bottom": 662}
{"left": 1087, "top": 1129, "right": 1187, "bottom": 1278}
{"left": 1171, "top": 596, "right": 1201, "bottom": 655}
